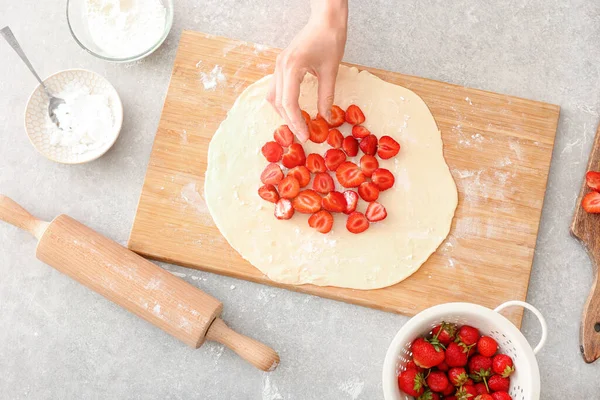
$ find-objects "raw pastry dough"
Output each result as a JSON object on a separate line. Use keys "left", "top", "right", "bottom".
{"left": 205, "top": 66, "right": 457, "bottom": 290}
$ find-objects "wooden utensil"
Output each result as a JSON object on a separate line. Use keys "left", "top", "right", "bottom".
{"left": 571, "top": 123, "right": 600, "bottom": 363}
{"left": 0, "top": 195, "right": 279, "bottom": 371}
{"left": 128, "top": 31, "right": 560, "bottom": 327}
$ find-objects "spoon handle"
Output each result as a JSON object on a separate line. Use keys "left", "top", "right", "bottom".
{"left": 1, "top": 26, "right": 50, "bottom": 96}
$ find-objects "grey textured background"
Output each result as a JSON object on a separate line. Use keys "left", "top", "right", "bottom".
{"left": 1, "top": 0, "right": 599, "bottom": 398}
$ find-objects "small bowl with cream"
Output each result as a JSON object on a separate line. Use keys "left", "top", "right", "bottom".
{"left": 24, "top": 69, "right": 123, "bottom": 164}
{"left": 66, "top": 0, "right": 173, "bottom": 62}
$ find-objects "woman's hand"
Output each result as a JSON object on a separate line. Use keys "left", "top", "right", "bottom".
{"left": 267, "top": 0, "right": 348, "bottom": 142}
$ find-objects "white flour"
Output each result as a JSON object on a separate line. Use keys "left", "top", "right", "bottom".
{"left": 47, "top": 83, "right": 114, "bottom": 154}
{"left": 85, "top": 0, "right": 167, "bottom": 58}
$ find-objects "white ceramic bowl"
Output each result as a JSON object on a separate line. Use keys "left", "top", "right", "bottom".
{"left": 24, "top": 69, "right": 123, "bottom": 164}
{"left": 382, "top": 301, "right": 548, "bottom": 400}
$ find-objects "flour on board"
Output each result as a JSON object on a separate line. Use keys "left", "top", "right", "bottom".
{"left": 200, "top": 65, "right": 226, "bottom": 90}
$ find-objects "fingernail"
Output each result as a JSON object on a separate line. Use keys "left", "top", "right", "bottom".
{"left": 326, "top": 111, "right": 332, "bottom": 123}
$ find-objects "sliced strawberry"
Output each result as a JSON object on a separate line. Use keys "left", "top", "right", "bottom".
{"left": 360, "top": 155, "right": 379, "bottom": 177}
{"left": 292, "top": 190, "right": 322, "bottom": 213}
{"left": 371, "top": 168, "right": 395, "bottom": 191}
{"left": 583, "top": 192, "right": 600, "bottom": 213}
{"left": 343, "top": 190, "right": 358, "bottom": 214}
{"left": 336, "top": 161, "right": 366, "bottom": 188}
{"left": 342, "top": 136, "right": 359, "bottom": 157}
{"left": 261, "top": 163, "right": 284, "bottom": 185}
{"left": 261, "top": 141, "right": 284, "bottom": 162}
{"left": 308, "top": 117, "right": 329, "bottom": 143}
{"left": 288, "top": 166, "right": 311, "bottom": 188}
{"left": 378, "top": 135, "right": 401, "bottom": 159}
{"left": 325, "top": 149, "right": 347, "bottom": 171}
{"left": 301, "top": 110, "right": 311, "bottom": 125}
{"left": 327, "top": 128, "right": 344, "bottom": 148}
{"left": 274, "top": 198, "right": 294, "bottom": 220}
{"left": 352, "top": 125, "right": 370, "bottom": 139}
{"left": 308, "top": 210, "right": 334, "bottom": 234}
{"left": 366, "top": 202, "right": 387, "bottom": 222}
{"left": 346, "top": 212, "right": 369, "bottom": 234}
{"left": 359, "top": 134, "right": 378, "bottom": 156}
{"left": 278, "top": 176, "right": 300, "bottom": 199}
{"left": 273, "top": 125, "right": 294, "bottom": 147}
{"left": 345, "top": 104, "right": 365, "bottom": 125}
{"left": 282, "top": 143, "right": 306, "bottom": 168}
{"left": 313, "top": 172, "right": 335, "bottom": 194}
{"left": 586, "top": 171, "right": 600, "bottom": 191}
{"left": 358, "top": 182, "right": 380, "bottom": 202}
{"left": 322, "top": 191, "right": 347, "bottom": 213}
{"left": 306, "top": 153, "right": 327, "bottom": 173}
{"left": 329, "top": 105, "right": 345, "bottom": 127}
{"left": 258, "top": 184, "right": 279, "bottom": 203}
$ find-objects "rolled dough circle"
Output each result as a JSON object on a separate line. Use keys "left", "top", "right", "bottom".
{"left": 205, "top": 66, "right": 457, "bottom": 290}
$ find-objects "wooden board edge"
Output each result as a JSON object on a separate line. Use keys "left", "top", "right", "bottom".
{"left": 571, "top": 124, "right": 600, "bottom": 237}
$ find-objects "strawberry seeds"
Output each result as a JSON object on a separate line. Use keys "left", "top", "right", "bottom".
{"left": 258, "top": 104, "right": 400, "bottom": 234}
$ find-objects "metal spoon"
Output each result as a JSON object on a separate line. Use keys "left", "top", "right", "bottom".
{"left": 1, "top": 26, "right": 65, "bottom": 128}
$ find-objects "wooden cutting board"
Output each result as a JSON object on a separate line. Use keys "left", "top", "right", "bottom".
{"left": 128, "top": 31, "right": 560, "bottom": 326}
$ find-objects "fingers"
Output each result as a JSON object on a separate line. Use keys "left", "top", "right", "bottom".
{"left": 317, "top": 66, "right": 337, "bottom": 124}
{"left": 282, "top": 69, "right": 309, "bottom": 142}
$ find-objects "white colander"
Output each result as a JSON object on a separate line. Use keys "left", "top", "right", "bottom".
{"left": 382, "top": 301, "right": 548, "bottom": 400}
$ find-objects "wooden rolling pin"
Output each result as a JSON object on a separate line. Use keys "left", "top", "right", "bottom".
{"left": 0, "top": 195, "right": 279, "bottom": 371}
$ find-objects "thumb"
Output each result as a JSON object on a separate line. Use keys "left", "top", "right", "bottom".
{"left": 317, "top": 67, "right": 337, "bottom": 123}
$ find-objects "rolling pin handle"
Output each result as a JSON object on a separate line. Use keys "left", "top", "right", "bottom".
{"left": 0, "top": 195, "right": 49, "bottom": 240}
{"left": 206, "top": 318, "right": 280, "bottom": 372}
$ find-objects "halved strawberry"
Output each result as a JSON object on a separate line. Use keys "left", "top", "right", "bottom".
{"left": 366, "top": 202, "right": 387, "bottom": 222}
{"left": 324, "top": 148, "right": 347, "bottom": 171}
{"left": 360, "top": 155, "right": 379, "bottom": 177}
{"left": 322, "top": 191, "right": 347, "bottom": 213}
{"left": 378, "top": 135, "right": 401, "bottom": 159}
{"left": 342, "top": 136, "right": 359, "bottom": 157}
{"left": 583, "top": 192, "right": 600, "bottom": 213}
{"left": 359, "top": 134, "right": 378, "bottom": 156}
{"left": 301, "top": 110, "right": 311, "bottom": 125}
{"left": 586, "top": 171, "right": 600, "bottom": 191}
{"left": 329, "top": 105, "right": 345, "bottom": 127}
{"left": 306, "top": 153, "right": 327, "bottom": 173}
{"left": 292, "top": 190, "right": 322, "bottom": 213}
{"left": 278, "top": 176, "right": 300, "bottom": 199}
{"left": 288, "top": 166, "right": 311, "bottom": 188}
{"left": 352, "top": 125, "right": 370, "bottom": 139}
{"left": 261, "top": 163, "right": 284, "bottom": 185}
{"left": 327, "top": 129, "right": 344, "bottom": 148}
{"left": 258, "top": 184, "right": 279, "bottom": 203}
{"left": 273, "top": 125, "right": 294, "bottom": 147}
{"left": 346, "top": 212, "right": 369, "bottom": 234}
{"left": 274, "top": 198, "right": 294, "bottom": 220}
{"left": 358, "top": 182, "right": 380, "bottom": 202}
{"left": 313, "top": 172, "right": 335, "bottom": 194}
{"left": 282, "top": 143, "right": 306, "bottom": 168}
{"left": 308, "top": 117, "right": 329, "bottom": 143}
{"left": 336, "top": 161, "right": 366, "bottom": 188}
{"left": 345, "top": 104, "right": 365, "bottom": 125}
{"left": 343, "top": 191, "right": 358, "bottom": 214}
{"left": 261, "top": 141, "right": 284, "bottom": 162}
{"left": 371, "top": 168, "right": 395, "bottom": 191}
{"left": 308, "top": 210, "right": 334, "bottom": 234}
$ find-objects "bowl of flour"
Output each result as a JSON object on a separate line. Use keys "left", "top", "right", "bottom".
{"left": 67, "top": 0, "right": 173, "bottom": 62}
{"left": 24, "top": 69, "right": 123, "bottom": 164}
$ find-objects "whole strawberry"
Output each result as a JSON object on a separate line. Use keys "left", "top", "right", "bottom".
{"left": 455, "top": 385, "right": 477, "bottom": 400}
{"left": 477, "top": 336, "right": 498, "bottom": 357}
{"left": 448, "top": 367, "right": 469, "bottom": 386}
{"left": 442, "top": 383, "right": 455, "bottom": 396}
{"left": 446, "top": 342, "right": 469, "bottom": 367}
{"left": 397, "top": 368, "right": 425, "bottom": 396}
{"left": 417, "top": 390, "right": 441, "bottom": 400}
{"left": 468, "top": 354, "right": 492, "bottom": 382}
{"left": 491, "top": 392, "right": 512, "bottom": 400}
{"left": 492, "top": 354, "right": 515, "bottom": 377}
{"left": 426, "top": 370, "right": 449, "bottom": 392}
{"left": 488, "top": 375, "right": 510, "bottom": 392}
{"left": 411, "top": 337, "right": 445, "bottom": 368}
{"left": 475, "top": 394, "right": 494, "bottom": 400}
{"left": 432, "top": 322, "right": 458, "bottom": 345}
{"left": 474, "top": 382, "right": 488, "bottom": 395}
{"left": 437, "top": 360, "right": 449, "bottom": 371}
{"left": 458, "top": 325, "right": 480, "bottom": 346}
{"left": 405, "top": 360, "right": 423, "bottom": 372}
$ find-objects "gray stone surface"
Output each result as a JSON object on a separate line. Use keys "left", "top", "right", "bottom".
{"left": 1, "top": 0, "right": 599, "bottom": 398}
